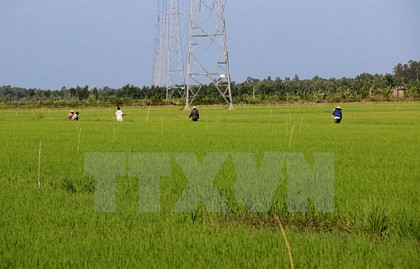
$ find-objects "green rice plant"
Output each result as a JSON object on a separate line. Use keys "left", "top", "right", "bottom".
{"left": 0, "top": 103, "right": 419, "bottom": 268}
{"left": 366, "top": 207, "right": 390, "bottom": 238}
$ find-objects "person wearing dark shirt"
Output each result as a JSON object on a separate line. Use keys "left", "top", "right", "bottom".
{"left": 189, "top": 106, "right": 199, "bottom": 121}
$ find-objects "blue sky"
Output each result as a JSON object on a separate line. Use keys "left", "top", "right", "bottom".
{"left": 1, "top": 0, "right": 419, "bottom": 89}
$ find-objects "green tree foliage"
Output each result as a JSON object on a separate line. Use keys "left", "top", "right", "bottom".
{"left": 393, "top": 60, "right": 420, "bottom": 84}
{"left": 1, "top": 60, "right": 419, "bottom": 105}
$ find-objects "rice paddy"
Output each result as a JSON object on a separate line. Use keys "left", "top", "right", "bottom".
{"left": 0, "top": 102, "right": 419, "bottom": 268}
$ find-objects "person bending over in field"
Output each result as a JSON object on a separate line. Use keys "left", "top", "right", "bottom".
{"left": 332, "top": 106, "right": 342, "bottom": 123}
{"left": 72, "top": 111, "right": 79, "bottom": 121}
{"left": 116, "top": 107, "right": 124, "bottom": 122}
{"left": 189, "top": 106, "right": 199, "bottom": 121}
{"left": 68, "top": 110, "right": 74, "bottom": 120}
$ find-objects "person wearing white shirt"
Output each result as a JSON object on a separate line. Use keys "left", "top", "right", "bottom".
{"left": 116, "top": 107, "right": 124, "bottom": 121}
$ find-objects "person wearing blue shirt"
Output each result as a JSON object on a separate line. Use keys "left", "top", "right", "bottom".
{"left": 332, "top": 106, "right": 342, "bottom": 123}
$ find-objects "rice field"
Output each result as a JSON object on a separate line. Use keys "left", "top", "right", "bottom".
{"left": 0, "top": 102, "right": 419, "bottom": 268}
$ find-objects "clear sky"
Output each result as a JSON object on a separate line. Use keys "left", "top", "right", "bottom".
{"left": 1, "top": 0, "right": 419, "bottom": 89}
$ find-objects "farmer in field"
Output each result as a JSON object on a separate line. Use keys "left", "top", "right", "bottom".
{"left": 116, "top": 106, "right": 124, "bottom": 121}
{"left": 332, "top": 106, "right": 342, "bottom": 123}
{"left": 67, "top": 110, "right": 74, "bottom": 120}
{"left": 189, "top": 106, "right": 199, "bottom": 121}
{"left": 72, "top": 111, "right": 79, "bottom": 121}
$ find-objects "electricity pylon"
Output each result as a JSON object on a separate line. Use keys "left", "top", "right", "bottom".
{"left": 185, "top": 0, "right": 233, "bottom": 109}
{"left": 152, "top": 0, "right": 166, "bottom": 88}
{"left": 152, "top": 0, "right": 186, "bottom": 99}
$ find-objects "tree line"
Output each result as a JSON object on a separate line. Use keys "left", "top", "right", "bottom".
{"left": 1, "top": 60, "right": 419, "bottom": 107}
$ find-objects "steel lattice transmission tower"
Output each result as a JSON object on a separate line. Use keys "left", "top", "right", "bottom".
{"left": 152, "top": 0, "right": 186, "bottom": 99}
{"left": 185, "top": 0, "right": 233, "bottom": 109}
